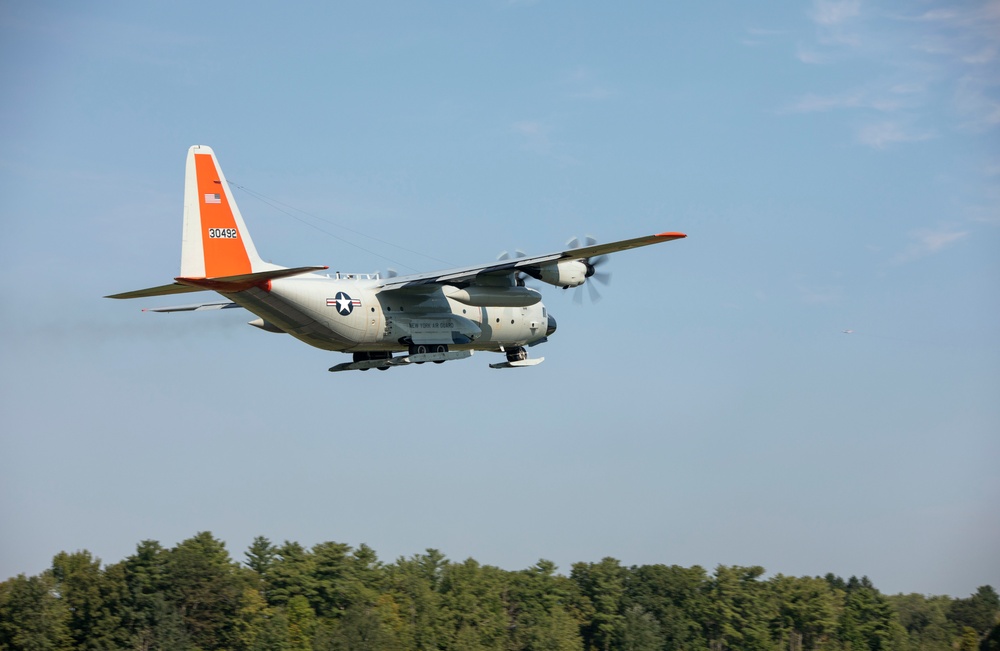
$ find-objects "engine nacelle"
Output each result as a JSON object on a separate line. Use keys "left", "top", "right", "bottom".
{"left": 537, "top": 260, "right": 589, "bottom": 288}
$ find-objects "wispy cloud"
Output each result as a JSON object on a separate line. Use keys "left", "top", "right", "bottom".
{"left": 891, "top": 226, "right": 970, "bottom": 264}
{"left": 784, "top": 85, "right": 917, "bottom": 114}
{"left": 787, "top": 0, "right": 1000, "bottom": 152}
{"left": 511, "top": 120, "right": 551, "bottom": 154}
{"left": 562, "top": 67, "right": 617, "bottom": 101}
{"left": 510, "top": 120, "right": 579, "bottom": 165}
{"left": 783, "top": 84, "right": 933, "bottom": 149}
{"left": 812, "top": 0, "right": 861, "bottom": 26}
{"left": 967, "top": 164, "right": 1000, "bottom": 223}
{"left": 787, "top": 91, "right": 866, "bottom": 112}
{"left": 962, "top": 45, "right": 997, "bottom": 65}
{"left": 809, "top": 0, "right": 863, "bottom": 48}
{"left": 954, "top": 74, "right": 1000, "bottom": 131}
{"left": 855, "top": 120, "right": 935, "bottom": 148}
{"left": 795, "top": 45, "right": 830, "bottom": 64}
{"left": 742, "top": 27, "right": 786, "bottom": 47}
{"left": 903, "top": 2, "right": 1000, "bottom": 52}
{"left": 797, "top": 283, "right": 844, "bottom": 305}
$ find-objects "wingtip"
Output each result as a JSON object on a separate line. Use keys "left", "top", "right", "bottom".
{"left": 655, "top": 231, "right": 687, "bottom": 239}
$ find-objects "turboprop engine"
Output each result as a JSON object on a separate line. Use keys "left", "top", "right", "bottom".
{"left": 536, "top": 260, "right": 590, "bottom": 288}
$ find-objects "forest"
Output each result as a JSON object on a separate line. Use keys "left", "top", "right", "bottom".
{"left": 0, "top": 532, "right": 997, "bottom": 651}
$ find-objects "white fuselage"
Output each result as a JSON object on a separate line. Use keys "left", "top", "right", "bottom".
{"left": 224, "top": 273, "right": 552, "bottom": 353}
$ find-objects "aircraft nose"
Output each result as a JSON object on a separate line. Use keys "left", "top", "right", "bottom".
{"left": 546, "top": 314, "right": 557, "bottom": 337}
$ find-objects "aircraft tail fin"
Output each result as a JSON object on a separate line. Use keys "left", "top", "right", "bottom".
{"left": 181, "top": 145, "right": 275, "bottom": 278}
{"left": 106, "top": 146, "right": 330, "bottom": 300}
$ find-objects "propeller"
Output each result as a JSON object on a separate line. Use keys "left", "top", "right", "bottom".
{"left": 566, "top": 235, "right": 611, "bottom": 303}
{"left": 498, "top": 249, "right": 529, "bottom": 286}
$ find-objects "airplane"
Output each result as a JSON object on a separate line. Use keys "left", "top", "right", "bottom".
{"left": 106, "top": 145, "right": 686, "bottom": 372}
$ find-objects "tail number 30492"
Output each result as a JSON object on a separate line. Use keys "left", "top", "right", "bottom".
{"left": 208, "top": 228, "right": 238, "bottom": 239}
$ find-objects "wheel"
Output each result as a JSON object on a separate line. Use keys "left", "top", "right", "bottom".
{"left": 505, "top": 347, "right": 528, "bottom": 363}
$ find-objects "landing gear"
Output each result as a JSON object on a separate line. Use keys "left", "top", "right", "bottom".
{"left": 488, "top": 346, "right": 543, "bottom": 369}
{"left": 408, "top": 344, "right": 449, "bottom": 354}
{"left": 352, "top": 351, "right": 392, "bottom": 371}
{"left": 505, "top": 346, "right": 528, "bottom": 363}
{"left": 409, "top": 344, "right": 448, "bottom": 363}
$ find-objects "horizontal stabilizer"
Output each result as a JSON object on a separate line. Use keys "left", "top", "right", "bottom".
{"left": 105, "top": 283, "right": 209, "bottom": 300}
{"left": 174, "top": 266, "right": 328, "bottom": 292}
{"left": 143, "top": 302, "right": 240, "bottom": 313}
{"left": 107, "top": 265, "right": 327, "bottom": 299}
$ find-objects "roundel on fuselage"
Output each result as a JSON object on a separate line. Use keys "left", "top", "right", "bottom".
{"left": 328, "top": 291, "right": 360, "bottom": 316}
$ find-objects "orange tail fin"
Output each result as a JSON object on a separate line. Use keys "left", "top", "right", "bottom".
{"left": 181, "top": 145, "right": 273, "bottom": 278}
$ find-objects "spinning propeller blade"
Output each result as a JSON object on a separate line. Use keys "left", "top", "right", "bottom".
{"left": 567, "top": 235, "right": 612, "bottom": 303}
{"left": 498, "top": 249, "right": 529, "bottom": 285}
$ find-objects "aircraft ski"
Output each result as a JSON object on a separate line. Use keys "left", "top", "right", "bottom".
{"left": 106, "top": 145, "right": 686, "bottom": 372}
{"left": 330, "top": 350, "right": 475, "bottom": 372}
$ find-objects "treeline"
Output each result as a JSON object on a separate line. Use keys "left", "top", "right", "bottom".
{"left": 1, "top": 532, "right": 997, "bottom": 651}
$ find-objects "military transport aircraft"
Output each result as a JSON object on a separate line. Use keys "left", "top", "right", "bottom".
{"left": 107, "top": 145, "right": 686, "bottom": 372}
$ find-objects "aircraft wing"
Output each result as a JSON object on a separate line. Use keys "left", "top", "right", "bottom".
{"left": 377, "top": 231, "right": 686, "bottom": 289}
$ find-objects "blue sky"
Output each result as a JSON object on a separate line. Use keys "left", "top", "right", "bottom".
{"left": 1, "top": 1, "right": 997, "bottom": 597}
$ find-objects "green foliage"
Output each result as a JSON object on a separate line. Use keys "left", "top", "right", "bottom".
{"left": 572, "top": 557, "right": 628, "bottom": 651}
{"left": 0, "top": 573, "right": 72, "bottom": 651}
{"left": 770, "top": 574, "right": 840, "bottom": 651}
{"left": 703, "top": 565, "right": 776, "bottom": 651}
{"left": 50, "top": 550, "right": 127, "bottom": 650}
{"left": 624, "top": 563, "right": 708, "bottom": 651}
{"left": 888, "top": 593, "right": 953, "bottom": 651}
{"left": 981, "top": 623, "right": 1000, "bottom": 651}
{"left": 1, "top": 534, "right": 994, "bottom": 651}
{"left": 285, "top": 595, "right": 316, "bottom": 650}
{"left": 267, "top": 541, "right": 318, "bottom": 608}
{"left": 838, "top": 577, "right": 898, "bottom": 651}
{"left": 244, "top": 536, "right": 277, "bottom": 581}
{"left": 507, "top": 560, "right": 584, "bottom": 651}
{"left": 119, "top": 540, "right": 193, "bottom": 650}
{"left": 436, "top": 558, "right": 509, "bottom": 651}
{"left": 164, "top": 531, "right": 247, "bottom": 649}
{"left": 949, "top": 587, "right": 1000, "bottom": 637}
{"left": 620, "top": 605, "right": 662, "bottom": 651}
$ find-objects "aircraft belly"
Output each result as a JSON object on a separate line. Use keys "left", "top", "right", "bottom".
{"left": 226, "top": 290, "right": 340, "bottom": 351}
{"left": 233, "top": 279, "right": 548, "bottom": 354}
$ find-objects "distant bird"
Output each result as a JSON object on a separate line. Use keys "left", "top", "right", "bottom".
{"left": 842, "top": 329, "right": 854, "bottom": 334}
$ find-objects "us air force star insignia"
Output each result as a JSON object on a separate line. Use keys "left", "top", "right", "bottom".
{"left": 330, "top": 292, "right": 358, "bottom": 316}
